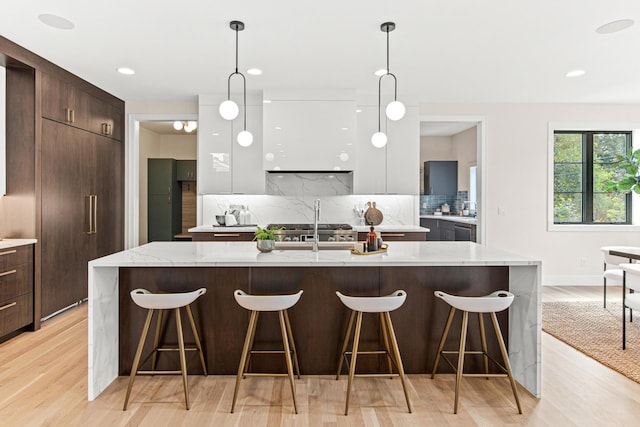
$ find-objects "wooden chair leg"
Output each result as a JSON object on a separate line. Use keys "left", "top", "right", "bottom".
{"left": 151, "top": 310, "right": 163, "bottom": 371}
{"left": 283, "top": 310, "right": 301, "bottom": 379}
{"left": 231, "top": 310, "right": 258, "bottom": 413}
{"left": 380, "top": 312, "right": 394, "bottom": 378}
{"left": 243, "top": 311, "right": 259, "bottom": 378}
{"left": 123, "top": 309, "right": 154, "bottom": 411}
{"left": 185, "top": 305, "right": 207, "bottom": 376}
{"left": 279, "top": 310, "right": 298, "bottom": 414}
{"left": 431, "top": 306, "right": 456, "bottom": 378}
{"left": 384, "top": 312, "right": 412, "bottom": 413}
{"left": 490, "top": 312, "right": 522, "bottom": 414}
{"left": 478, "top": 312, "right": 489, "bottom": 379}
{"left": 336, "top": 310, "right": 355, "bottom": 380}
{"left": 454, "top": 311, "right": 469, "bottom": 414}
{"left": 175, "top": 308, "right": 190, "bottom": 410}
{"left": 345, "top": 311, "right": 363, "bottom": 416}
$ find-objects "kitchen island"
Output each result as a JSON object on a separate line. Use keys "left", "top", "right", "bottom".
{"left": 88, "top": 241, "right": 540, "bottom": 401}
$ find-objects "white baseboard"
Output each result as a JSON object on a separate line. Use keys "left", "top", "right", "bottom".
{"left": 542, "top": 275, "right": 602, "bottom": 286}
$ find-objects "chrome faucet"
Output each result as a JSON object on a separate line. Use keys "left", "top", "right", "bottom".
{"left": 464, "top": 201, "right": 477, "bottom": 217}
{"left": 313, "top": 199, "right": 321, "bottom": 252}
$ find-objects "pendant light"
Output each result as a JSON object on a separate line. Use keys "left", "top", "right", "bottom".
{"left": 371, "top": 22, "right": 405, "bottom": 148}
{"left": 220, "top": 20, "right": 253, "bottom": 147}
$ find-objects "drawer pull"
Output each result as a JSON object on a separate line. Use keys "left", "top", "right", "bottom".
{"left": 0, "top": 249, "right": 17, "bottom": 257}
{"left": 214, "top": 234, "right": 240, "bottom": 237}
{"left": 0, "top": 302, "right": 17, "bottom": 311}
{"left": 381, "top": 233, "right": 406, "bottom": 237}
{"left": 0, "top": 269, "right": 17, "bottom": 277}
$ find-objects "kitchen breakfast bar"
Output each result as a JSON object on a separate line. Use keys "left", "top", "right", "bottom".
{"left": 87, "top": 241, "right": 541, "bottom": 401}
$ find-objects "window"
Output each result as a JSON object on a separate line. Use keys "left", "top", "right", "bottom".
{"left": 554, "top": 131, "right": 631, "bottom": 224}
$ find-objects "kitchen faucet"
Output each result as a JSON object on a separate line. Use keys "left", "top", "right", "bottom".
{"left": 464, "top": 201, "right": 477, "bottom": 217}
{"left": 313, "top": 199, "right": 321, "bottom": 252}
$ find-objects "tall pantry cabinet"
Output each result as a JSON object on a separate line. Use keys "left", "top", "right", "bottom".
{"left": 39, "top": 73, "right": 124, "bottom": 317}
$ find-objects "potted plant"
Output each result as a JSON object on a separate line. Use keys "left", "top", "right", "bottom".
{"left": 605, "top": 148, "right": 640, "bottom": 194}
{"left": 254, "top": 226, "right": 282, "bottom": 252}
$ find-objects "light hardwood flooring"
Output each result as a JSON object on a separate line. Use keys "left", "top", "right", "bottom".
{"left": 1, "top": 286, "right": 639, "bottom": 426}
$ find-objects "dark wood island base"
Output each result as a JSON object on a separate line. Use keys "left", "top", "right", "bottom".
{"left": 119, "top": 266, "right": 509, "bottom": 376}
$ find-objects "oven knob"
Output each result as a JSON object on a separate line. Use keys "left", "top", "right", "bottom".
{"left": 292, "top": 236, "right": 300, "bottom": 241}
{"left": 347, "top": 236, "right": 355, "bottom": 242}
{"left": 328, "top": 236, "right": 336, "bottom": 242}
{"left": 284, "top": 236, "right": 291, "bottom": 241}
{"left": 339, "top": 235, "right": 346, "bottom": 242}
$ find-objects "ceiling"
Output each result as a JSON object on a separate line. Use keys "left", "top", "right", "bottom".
{"left": 2, "top": 1, "right": 640, "bottom": 105}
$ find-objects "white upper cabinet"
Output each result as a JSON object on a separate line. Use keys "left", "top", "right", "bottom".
{"left": 263, "top": 91, "right": 356, "bottom": 171}
{"left": 232, "top": 105, "right": 264, "bottom": 194}
{"left": 354, "top": 104, "right": 419, "bottom": 195}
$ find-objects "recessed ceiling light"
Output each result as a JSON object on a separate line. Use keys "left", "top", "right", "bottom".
{"left": 596, "top": 19, "right": 634, "bottom": 34}
{"left": 275, "top": 126, "right": 282, "bottom": 130}
{"left": 341, "top": 127, "right": 349, "bottom": 131}
{"left": 38, "top": 14, "right": 74, "bottom": 30}
{"left": 247, "top": 68, "right": 262, "bottom": 75}
{"left": 263, "top": 99, "right": 272, "bottom": 104}
{"left": 212, "top": 132, "right": 220, "bottom": 136}
{"left": 566, "top": 69, "right": 585, "bottom": 78}
{"left": 117, "top": 67, "right": 135, "bottom": 75}
{"left": 356, "top": 109, "right": 362, "bottom": 113}
{"left": 374, "top": 69, "right": 388, "bottom": 77}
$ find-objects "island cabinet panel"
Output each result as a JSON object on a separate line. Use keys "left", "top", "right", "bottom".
{"left": 357, "top": 231, "right": 427, "bottom": 241}
{"left": 0, "top": 244, "right": 34, "bottom": 339}
{"left": 118, "top": 265, "right": 509, "bottom": 376}
{"left": 191, "top": 232, "right": 254, "bottom": 242}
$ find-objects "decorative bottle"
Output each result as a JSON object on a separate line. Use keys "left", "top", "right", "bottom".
{"left": 367, "top": 224, "right": 378, "bottom": 252}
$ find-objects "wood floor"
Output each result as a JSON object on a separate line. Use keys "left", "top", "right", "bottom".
{"left": 1, "top": 286, "right": 640, "bottom": 426}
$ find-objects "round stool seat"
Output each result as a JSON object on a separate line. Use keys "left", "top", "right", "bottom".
{"left": 336, "top": 290, "right": 406, "bottom": 313}
{"left": 130, "top": 288, "right": 206, "bottom": 310}
{"left": 434, "top": 290, "right": 514, "bottom": 313}
{"left": 234, "top": 289, "right": 303, "bottom": 311}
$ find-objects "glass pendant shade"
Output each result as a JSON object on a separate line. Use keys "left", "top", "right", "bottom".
{"left": 219, "top": 100, "right": 239, "bottom": 120}
{"left": 237, "top": 130, "right": 254, "bottom": 147}
{"left": 173, "top": 121, "right": 183, "bottom": 130}
{"left": 371, "top": 131, "right": 388, "bottom": 148}
{"left": 385, "top": 100, "right": 406, "bottom": 121}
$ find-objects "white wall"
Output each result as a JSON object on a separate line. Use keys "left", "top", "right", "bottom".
{"left": 421, "top": 102, "right": 640, "bottom": 285}
{"left": 451, "top": 127, "right": 477, "bottom": 192}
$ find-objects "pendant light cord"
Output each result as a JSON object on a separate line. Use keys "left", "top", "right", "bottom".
{"left": 377, "top": 24, "right": 398, "bottom": 132}
{"left": 226, "top": 22, "right": 248, "bottom": 131}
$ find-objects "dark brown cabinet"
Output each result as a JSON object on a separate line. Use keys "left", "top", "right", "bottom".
{"left": 420, "top": 218, "right": 476, "bottom": 242}
{"left": 191, "top": 232, "right": 254, "bottom": 242}
{"left": 0, "top": 244, "right": 34, "bottom": 340}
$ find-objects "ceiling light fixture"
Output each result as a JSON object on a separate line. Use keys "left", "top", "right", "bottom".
{"left": 117, "top": 67, "right": 135, "bottom": 75}
{"left": 566, "top": 69, "right": 585, "bottom": 78}
{"left": 220, "top": 20, "right": 253, "bottom": 147}
{"left": 173, "top": 121, "right": 198, "bottom": 132}
{"left": 596, "top": 19, "right": 634, "bottom": 34}
{"left": 38, "top": 14, "right": 74, "bottom": 30}
{"left": 372, "top": 22, "right": 405, "bottom": 148}
{"left": 247, "top": 68, "right": 262, "bottom": 75}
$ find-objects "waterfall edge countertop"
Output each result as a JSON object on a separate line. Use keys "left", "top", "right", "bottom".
{"left": 89, "top": 241, "right": 536, "bottom": 267}
{"left": 87, "top": 241, "right": 541, "bottom": 402}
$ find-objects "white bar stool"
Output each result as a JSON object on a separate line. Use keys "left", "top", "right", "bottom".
{"left": 231, "top": 289, "right": 303, "bottom": 414}
{"left": 123, "top": 288, "right": 207, "bottom": 410}
{"left": 335, "top": 290, "right": 412, "bottom": 415}
{"left": 601, "top": 246, "right": 635, "bottom": 308}
{"left": 431, "top": 290, "right": 522, "bottom": 414}
{"left": 620, "top": 263, "right": 640, "bottom": 349}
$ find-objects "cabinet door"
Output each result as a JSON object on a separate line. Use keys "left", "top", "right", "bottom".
{"left": 197, "top": 104, "right": 232, "bottom": 193}
{"left": 148, "top": 194, "right": 174, "bottom": 242}
{"left": 176, "top": 160, "right": 197, "bottom": 181}
{"left": 233, "top": 105, "right": 265, "bottom": 194}
{"left": 386, "top": 106, "right": 419, "bottom": 194}
{"left": 41, "top": 73, "right": 89, "bottom": 130}
{"left": 41, "top": 119, "right": 94, "bottom": 317}
{"left": 425, "top": 161, "right": 458, "bottom": 195}
{"left": 148, "top": 159, "right": 175, "bottom": 195}
{"left": 94, "top": 134, "right": 124, "bottom": 258}
{"left": 89, "top": 95, "right": 123, "bottom": 141}
{"left": 354, "top": 105, "right": 385, "bottom": 194}
{"left": 440, "top": 220, "right": 455, "bottom": 241}
{"left": 420, "top": 218, "right": 440, "bottom": 241}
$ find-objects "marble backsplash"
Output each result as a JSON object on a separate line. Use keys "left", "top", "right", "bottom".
{"left": 266, "top": 172, "right": 353, "bottom": 196}
{"left": 201, "top": 194, "right": 418, "bottom": 227}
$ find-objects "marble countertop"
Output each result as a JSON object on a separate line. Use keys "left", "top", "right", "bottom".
{"left": 89, "top": 241, "right": 538, "bottom": 268}
{"left": 420, "top": 215, "right": 477, "bottom": 225}
{"left": 352, "top": 225, "right": 430, "bottom": 232}
{"left": 0, "top": 238, "right": 37, "bottom": 249}
{"left": 189, "top": 225, "right": 258, "bottom": 233}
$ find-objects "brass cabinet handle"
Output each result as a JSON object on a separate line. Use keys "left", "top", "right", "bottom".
{"left": 213, "top": 234, "right": 240, "bottom": 237}
{"left": 381, "top": 233, "right": 406, "bottom": 237}
{"left": 0, "top": 249, "right": 17, "bottom": 257}
{"left": 0, "top": 302, "right": 17, "bottom": 311}
{"left": 0, "top": 269, "right": 17, "bottom": 277}
{"left": 65, "top": 108, "right": 70, "bottom": 122}
{"left": 93, "top": 195, "right": 98, "bottom": 234}
{"left": 85, "top": 195, "right": 93, "bottom": 234}
{"left": 69, "top": 109, "right": 75, "bottom": 123}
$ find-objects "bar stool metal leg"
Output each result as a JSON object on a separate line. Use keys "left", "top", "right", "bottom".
{"left": 336, "top": 310, "right": 356, "bottom": 380}
{"left": 454, "top": 311, "right": 469, "bottom": 414}
{"left": 431, "top": 306, "right": 456, "bottom": 378}
{"left": 383, "top": 311, "right": 412, "bottom": 413}
{"left": 279, "top": 310, "right": 298, "bottom": 414}
{"left": 490, "top": 312, "right": 522, "bottom": 414}
{"left": 231, "top": 310, "right": 258, "bottom": 413}
{"left": 283, "top": 310, "right": 301, "bottom": 379}
{"left": 123, "top": 309, "right": 154, "bottom": 411}
{"left": 185, "top": 305, "right": 208, "bottom": 376}
{"left": 478, "top": 312, "right": 489, "bottom": 379}
{"left": 345, "top": 311, "right": 363, "bottom": 415}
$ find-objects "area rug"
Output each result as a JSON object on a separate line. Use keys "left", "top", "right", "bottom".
{"left": 542, "top": 301, "right": 640, "bottom": 384}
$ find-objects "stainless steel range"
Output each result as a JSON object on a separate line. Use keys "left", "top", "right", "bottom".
{"left": 266, "top": 223, "right": 357, "bottom": 243}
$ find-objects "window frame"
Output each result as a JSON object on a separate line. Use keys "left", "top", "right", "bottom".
{"left": 548, "top": 123, "right": 640, "bottom": 232}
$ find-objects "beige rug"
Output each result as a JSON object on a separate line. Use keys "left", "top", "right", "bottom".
{"left": 542, "top": 301, "right": 640, "bottom": 384}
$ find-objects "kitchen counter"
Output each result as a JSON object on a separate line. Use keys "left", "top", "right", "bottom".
{"left": 420, "top": 215, "right": 477, "bottom": 225}
{"left": 88, "top": 241, "right": 540, "bottom": 401}
{"left": 189, "top": 225, "right": 258, "bottom": 233}
{"left": 0, "top": 238, "right": 37, "bottom": 249}
{"left": 353, "top": 225, "right": 430, "bottom": 233}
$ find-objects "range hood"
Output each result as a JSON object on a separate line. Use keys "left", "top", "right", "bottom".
{"left": 263, "top": 90, "right": 356, "bottom": 171}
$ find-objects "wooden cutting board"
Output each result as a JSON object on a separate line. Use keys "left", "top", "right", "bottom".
{"left": 364, "top": 201, "right": 383, "bottom": 226}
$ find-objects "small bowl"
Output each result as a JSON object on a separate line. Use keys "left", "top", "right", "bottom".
{"left": 215, "top": 215, "right": 226, "bottom": 226}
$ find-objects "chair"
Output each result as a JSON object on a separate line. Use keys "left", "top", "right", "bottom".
{"left": 620, "top": 263, "right": 640, "bottom": 349}
{"left": 601, "top": 246, "right": 635, "bottom": 308}
{"left": 335, "top": 290, "right": 412, "bottom": 415}
{"left": 431, "top": 290, "right": 521, "bottom": 414}
{"left": 231, "top": 289, "right": 303, "bottom": 414}
{"left": 123, "top": 288, "right": 207, "bottom": 410}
